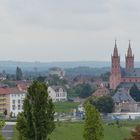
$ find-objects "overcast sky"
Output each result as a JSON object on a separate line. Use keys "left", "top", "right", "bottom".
{"left": 0, "top": 0, "right": 140, "bottom": 62}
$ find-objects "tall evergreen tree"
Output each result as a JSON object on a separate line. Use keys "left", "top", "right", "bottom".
{"left": 83, "top": 102, "right": 103, "bottom": 140}
{"left": 16, "top": 67, "right": 23, "bottom": 80}
{"left": 16, "top": 81, "right": 55, "bottom": 140}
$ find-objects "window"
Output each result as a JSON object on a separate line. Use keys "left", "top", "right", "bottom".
{"left": 18, "top": 105, "right": 20, "bottom": 110}
{"left": 12, "top": 100, "right": 15, "bottom": 104}
{"left": 18, "top": 100, "right": 20, "bottom": 104}
{"left": 12, "top": 105, "right": 15, "bottom": 110}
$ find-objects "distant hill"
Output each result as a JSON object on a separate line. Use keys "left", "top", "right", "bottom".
{"left": 65, "top": 67, "right": 110, "bottom": 77}
{"left": 0, "top": 60, "right": 140, "bottom": 74}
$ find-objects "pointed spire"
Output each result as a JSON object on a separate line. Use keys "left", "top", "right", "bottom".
{"left": 127, "top": 40, "right": 133, "bottom": 57}
{"left": 113, "top": 40, "right": 118, "bottom": 57}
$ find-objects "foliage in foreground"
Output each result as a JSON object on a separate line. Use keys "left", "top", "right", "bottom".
{"left": 124, "top": 125, "right": 140, "bottom": 140}
{"left": 16, "top": 81, "right": 55, "bottom": 140}
{"left": 83, "top": 102, "right": 103, "bottom": 140}
{"left": 0, "top": 120, "right": 5, "bottom": 140}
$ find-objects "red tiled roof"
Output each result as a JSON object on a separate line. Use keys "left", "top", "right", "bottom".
{"left": 0, "top": 87, "right": 24, "bottom": 95}
{"left": 93, "top": 87, "right": 109, "bottom": 97}
{"left": 17, "top": 84, "right": 28, "bottom": 91}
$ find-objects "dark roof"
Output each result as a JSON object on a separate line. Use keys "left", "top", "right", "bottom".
{"left": 118, "top": 82, "right": 140, "bottom": 89}
{"left": 0, "top": 87, "right": 25, "bottom": 95}
{"left": 121, "top": 68, "right": 140, "bottom": 78}
{"left": 51, "top": 86, "right": 66, "bottom": 92}
{"left": 113, "top": 89, "right": 135, "bottom": 103}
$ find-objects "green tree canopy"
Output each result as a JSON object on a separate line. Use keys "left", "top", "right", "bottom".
{"left": 47, "top": 75, "right": 67, "bottom": 86}
{"left": 68, "top": 83, "right": 93, "bottom": 98}
{"left": 83, "top": 102, "right": 103, "bottom": 140}
{"left": 93, "top": 96, "right": 114, "bottom": 113}
{"left": 79, "top": 83, "right": 92, "bottom": 98}
{"left": 16, "top": 67, "right": 23, "bottom": 80}
{"left": 16, "top": 81, "right": 55, "bottom": 140}
{"left": 130, "top": 84, "right": 140, "bottom": 102}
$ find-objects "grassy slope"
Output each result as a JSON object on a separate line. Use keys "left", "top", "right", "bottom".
{"left": 50, "top": 122, "right": 131, "bottom": 140}
{"left": 12, "top": 122, "right": 131, "bottom": 140}
{"left": 13, "top": 120, "right": 139, "bottom": 140}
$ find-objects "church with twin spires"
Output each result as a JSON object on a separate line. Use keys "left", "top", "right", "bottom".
{"left": 109, "top": 41, "right": 140, "bottom": 90}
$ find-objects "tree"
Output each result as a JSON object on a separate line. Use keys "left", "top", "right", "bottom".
{"left": 100, "top": 72, "right": 110, "bottom": 81}
{"left": 37, "top": 76, "right": 46, "bottom": 83}
{"left": 83, "top": 102, "right": 103, "bottom": 140}
{"left": 0, "top": 120, "right": 5, "bottom": 140}
{"left": 124, "top": 125, "right": 140, "bottom": 140}
{"left": 47, "top": 75, "right": 67, "bottom": 86}
{"left": 79, "top": 83, "right": 92, "bottom": 98}
{"left": 16, "top": 67, "right": 23, "bottom": 80}
{"left": 130, "top": 84, "right": 140, "bottom": 102}
{"left": 68, "top": 83, "right": 95, "bottom": 98}
{"left": 16, "top": 81, "right": 55, "bottom": 140}
{"left": 92, "top": 96, "right": 114, "bottom": 113}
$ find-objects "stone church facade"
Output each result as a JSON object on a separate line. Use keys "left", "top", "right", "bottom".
{"left": 110, "top": 41, "right": 140, "bottom": 90}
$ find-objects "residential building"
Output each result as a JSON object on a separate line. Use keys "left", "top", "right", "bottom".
{"left": 10, "top": 91, "right": 26, "bottom": 117}
{"left": 48, "top": 86, "right": 67, "bottom": 102}
{"left": 0, "top": 87, "right": 26, "bottom": 117}
{"left": 112, "top": 89, "right": 140, "bottom": 112}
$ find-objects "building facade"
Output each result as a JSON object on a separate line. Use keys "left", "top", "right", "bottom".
{"left": 0, "top": 87, "right": 26, "bottom": 117}
{"left": 112, "top": 89, "right": 140, "bottom": 112}
{"left": 48, "top": 86, "right": 67, "bottom": 102}
{"left": 110, "top": 41, "right": 140, "bottom": 90}
{"left": 9, "top": 92, "right": 26, "bottom": 117}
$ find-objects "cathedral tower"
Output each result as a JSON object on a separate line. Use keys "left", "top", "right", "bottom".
{"left": 126, "top": 40, "right": 134, "bottom": 70}
{"left": 109, "top": 40, "right": 121, "bottom": 89}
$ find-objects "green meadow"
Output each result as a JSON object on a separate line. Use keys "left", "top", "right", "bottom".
{"left": 12, "top": 120, "right": 140, "bottom": 140}
{"left": 54, "top": 102, "right": 80, "bottom": 113}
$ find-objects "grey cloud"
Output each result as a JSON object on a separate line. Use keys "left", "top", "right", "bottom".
{"left": 0, "top": 0, "right": 139, "bottom": 61}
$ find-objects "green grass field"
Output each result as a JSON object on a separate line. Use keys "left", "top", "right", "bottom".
{"left": 54, "top": 102, "right": 80, "bottom": 113}
{"left": 12, "top": 120, "right": 139, "bottom": 140}
{"left": 50, "top": 122, "right": 131, "bottom": 140}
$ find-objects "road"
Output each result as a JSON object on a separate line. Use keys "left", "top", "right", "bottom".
{"left": 2, "top": 122, "right": 16, "bottom": 140}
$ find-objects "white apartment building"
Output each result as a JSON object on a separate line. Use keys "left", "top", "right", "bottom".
{"left": 0, "top": 87, "right": 26, "bottom": 117}
{"left": 48, "top": 86, "right": 67, "bottom": 102}
{"left": 10, "top": 92, "right": 26, "bottom": 117}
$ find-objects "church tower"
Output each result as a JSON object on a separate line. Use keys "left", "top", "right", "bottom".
{"left": 109, "top": 40, "right": 121, "bottom": 89}
{"left": 126, "top": 40, "right": 134, "bottom": 70}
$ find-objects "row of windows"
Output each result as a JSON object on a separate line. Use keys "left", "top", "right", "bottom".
{"left": 123, "top": 79, "right": 140, "bottom": 82}
{"left": 11, "top": 94, "right": 25, "bottom": 97}
{"left": 12, "top": 105, "right": 23, "bottom": 110}
{"left": 56, "top": 93, "right": 66, "bottom": 97}
{"left": 12, "top": 99, "right": 24, "bottom": 104}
